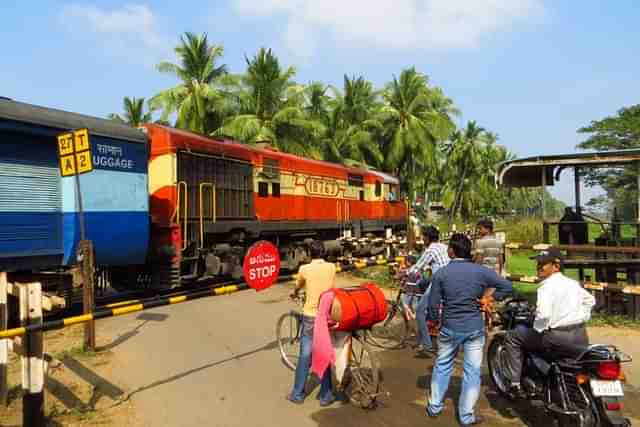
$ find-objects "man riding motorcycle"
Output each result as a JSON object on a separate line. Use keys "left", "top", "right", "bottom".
{"left": 503, "top": 248, "right": 596, "bottom": 396}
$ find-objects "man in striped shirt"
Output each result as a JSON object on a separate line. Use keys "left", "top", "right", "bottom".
{"left": 409, "top": 226, "right": 450, "bottom": 354}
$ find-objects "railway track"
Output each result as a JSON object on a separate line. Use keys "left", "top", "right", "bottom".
{"left": 45, "top": 254, "right": 407, "bottom": 320}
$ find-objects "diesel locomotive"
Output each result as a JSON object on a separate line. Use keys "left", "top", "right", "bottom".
{"left": 0, "top": 98, "right": 407, "bottom": 293}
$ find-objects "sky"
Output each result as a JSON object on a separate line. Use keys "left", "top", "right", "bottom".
{"left": 2, "top": 1, "right": 639, "bottom": 204}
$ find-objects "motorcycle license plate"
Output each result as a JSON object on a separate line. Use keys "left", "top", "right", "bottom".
{"left": 590, "top": 379, "right": 624, "bottom": 397}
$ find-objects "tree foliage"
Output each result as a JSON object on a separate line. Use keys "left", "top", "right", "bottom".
{"left": 149, "top": 32, "right": 230, "bottom": 135}
{"left": 108, "top": 97, "right": 152, "bottom": 126}
{"left": 110, "top": 32, "right": 568, "bottom": 222}
{"left": 577, "top": 104, "right": 640, "bottom": 220}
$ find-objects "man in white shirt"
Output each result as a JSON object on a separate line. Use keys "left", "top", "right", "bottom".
{"left": 503, "top": 248, "right": 596, "bottom": 395}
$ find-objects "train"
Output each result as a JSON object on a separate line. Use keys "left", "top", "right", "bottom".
{"left": 0, "top": 98, "right": 407, "bottom": 295}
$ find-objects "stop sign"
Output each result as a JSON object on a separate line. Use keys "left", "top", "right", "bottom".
{"left": 243, "top": 240, "right": 281, "bottom": 291}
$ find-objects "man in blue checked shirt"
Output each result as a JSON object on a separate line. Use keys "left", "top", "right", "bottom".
{"left": 426, "top": 233, "right": 512, "bottom": 426}
{"left": 408, "top": 225, "right": 450, "bottom": 355}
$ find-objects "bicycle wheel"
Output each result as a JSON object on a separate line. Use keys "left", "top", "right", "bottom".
{"left": 276, "top": 311, "right": 302, "bottom": 370}
{"left": 366, "top": 301, "right": 409, "bottom": 349}
{"left": 343, "top": 336, "right": 381, "bottom": 409}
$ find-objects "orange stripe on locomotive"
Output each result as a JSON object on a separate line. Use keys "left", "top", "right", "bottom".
{"left": 143, "top": 124, "right": 406, "bottom": 245}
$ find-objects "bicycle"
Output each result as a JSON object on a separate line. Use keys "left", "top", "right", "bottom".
{"left": 365, "top": 266, "right": 420, "bottom": 349}
{"left": 276, "top": 293, "right": 382, "bottom": 409}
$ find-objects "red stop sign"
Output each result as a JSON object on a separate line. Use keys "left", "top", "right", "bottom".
{"left": 243, "top": 241, "right": 281, "bottom": 291}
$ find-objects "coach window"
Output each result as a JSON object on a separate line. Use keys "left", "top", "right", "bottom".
{"left": 375, "top": 181, "right": 382, "bottom": 197}
{"left": 272, "top": 182, "right": 281, "bottom": 198}
{"left": 258, "top": 182, "right": 269, "bottom": 197}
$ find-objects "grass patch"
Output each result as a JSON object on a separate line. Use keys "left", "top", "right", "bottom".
{"left": 512, "top": 282, "right": 539, "bottom": 306}
{"left": 6, "top": 384, "right": 24, "bottom": 404}
{"left": 50, "top": 346, "right": 97, "bottom": 360}
{"left": 507, "top": 251, "right": 595, "bottom": 282}
{"left": 510, "top": 281, "right": 640, "bottom": 328}
{"left": 506, "top": 250, "right": 537, "bottom": 276}
{"left": 351, "top": 266, "right": 396, "bottom": 289}
{"left": 48, "top": 403, "right": 98, "bottom": 422}
{"left": 588, "top": 314, "right": 640, "bottom": 329}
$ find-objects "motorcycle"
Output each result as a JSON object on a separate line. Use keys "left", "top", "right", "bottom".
{"left": 487, "top": 298, "right": 632, "bottom": 427}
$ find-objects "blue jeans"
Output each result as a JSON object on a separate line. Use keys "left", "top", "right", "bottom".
{"left": 290, "top": 316, "right": 334, "bottom": 402}
{"left": 415, "top": 284, "right": 433, "bottom": 348}
{"left": 427, "top": 327, "right": 485, "bottom": 425}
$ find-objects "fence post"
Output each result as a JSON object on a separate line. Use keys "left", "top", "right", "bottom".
{"left": 0, "top": 272, "right": 7, "bottom": 406}
{"left": 20, "top": 282, "right": 44, "bottom": 427}
{"left": 79, "top": 240, "right": 96, "bottom": 351}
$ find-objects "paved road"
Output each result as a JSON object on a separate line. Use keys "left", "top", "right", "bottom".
{"left": 99, "top": 277, "right": 640, "bottom": 427}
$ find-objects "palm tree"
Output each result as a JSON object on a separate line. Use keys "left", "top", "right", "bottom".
{"left": 304, "top": 81, "right": 331, "bottom": 123}
{"left": 217, "top": 48, "right": 324, "bottom": 158}
{"left": 150, "top": 32, "right": 229, "bottom": 134}
{"left": 108, "top": 97, "right": 153, "bottom": 126}
{"left": 443, "top": 121, "right": 487, "bottom": 222}
{"left": 319, "top": 75, "right": 384, "bottom": 167}
{"left": 378, "top": 68, "right": 457, "bottom": 201}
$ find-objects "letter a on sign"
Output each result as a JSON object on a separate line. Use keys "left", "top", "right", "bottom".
{"left": 242, "top": 241, "right": 281, "bottom": 291}
{"left": 60, "top": 155, "right": 76, "bottom": 177}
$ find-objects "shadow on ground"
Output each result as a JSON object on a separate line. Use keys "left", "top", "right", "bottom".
{"left": 307, "top": 344, "right": 640, "bottom": 427}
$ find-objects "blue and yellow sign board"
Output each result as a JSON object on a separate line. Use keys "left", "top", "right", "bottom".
{"left": 57, "top": 129, "right": 94, "bottom": 176}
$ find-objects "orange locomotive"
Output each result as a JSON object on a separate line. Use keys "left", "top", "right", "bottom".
{"left": 144, "top": 124, "right": 407, "bottom": 286}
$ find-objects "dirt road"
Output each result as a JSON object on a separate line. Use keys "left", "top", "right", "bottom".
{"left": 98, "top": 275, "right": 640, "bottom": 426}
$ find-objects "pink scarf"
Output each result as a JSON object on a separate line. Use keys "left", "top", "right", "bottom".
{"left": 311, "top": 290, "right": 336, "bottom": 378}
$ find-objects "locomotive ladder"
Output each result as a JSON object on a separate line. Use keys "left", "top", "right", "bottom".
{"left": 174, "top": 181, "right": 188, "bottom": 250}
{"left": 174, "top": 182, "right": 217, "bottom": 250}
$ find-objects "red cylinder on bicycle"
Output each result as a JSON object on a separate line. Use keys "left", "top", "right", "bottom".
{"left": 330, "top": 283, "right": 387, "bottom": 331}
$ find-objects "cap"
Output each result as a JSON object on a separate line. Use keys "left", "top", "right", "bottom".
{"left": 530, "top": 248, "right": 563, "bottom": 264}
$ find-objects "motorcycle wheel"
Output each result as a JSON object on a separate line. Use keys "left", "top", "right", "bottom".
{"left": 487, "top": 335, "right": 512, "bottom": 397}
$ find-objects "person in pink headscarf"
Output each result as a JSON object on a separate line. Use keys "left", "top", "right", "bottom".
{"left": 287, "top": 240, "right": 337, "bottom": 406}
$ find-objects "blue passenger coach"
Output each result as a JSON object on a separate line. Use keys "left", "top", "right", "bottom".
{"left": 0, "top": 98, "right": 149, "bottom": 272}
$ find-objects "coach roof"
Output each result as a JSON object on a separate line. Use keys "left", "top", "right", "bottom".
{"left": 0, "top": 98, "right": 147, "bottom": 143}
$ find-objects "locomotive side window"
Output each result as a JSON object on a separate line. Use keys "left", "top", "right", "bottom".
{"left": 375, "top": 181, "right": 381, "bottom": 197}
{"left": 272, "top": 182, "right": 281, "bottom": 198}
{"left": 359, "top": 190, "right": 364, "bottom": 201}
{"left": 388, "top": 184, "right": 398, "bottom": 201}
{"left": 258, "top": 182, "right": 269, "bottom": 197}
{"left": 348, "top": 174, "right": 363, "bottom": 187}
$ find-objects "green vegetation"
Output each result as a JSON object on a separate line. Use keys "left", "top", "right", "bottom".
{"left": 50, "top": 346, "right": 97, "bottom": 360}
{"left": 48, "top": 403, "right": 98, "bottom": 422}
{"left": 577, "top": 104, "right": 640, "bottom": 222}
{"left": 108, "top": 31, "right": 566, "bottom": 220}
{"left": 108, "top": 97, "right": 152, "bottom": 127}
{"left": 352, "top": 266, "right": 396, "bottom": 289}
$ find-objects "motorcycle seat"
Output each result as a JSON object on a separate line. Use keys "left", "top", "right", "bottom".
{"left": 574, "top": 344, "right": 617, "bottom": 362}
